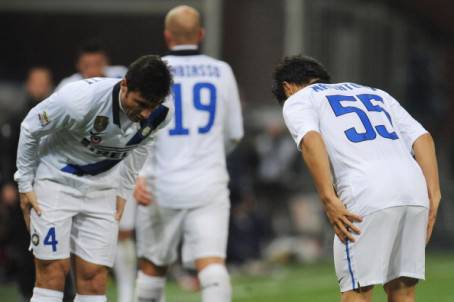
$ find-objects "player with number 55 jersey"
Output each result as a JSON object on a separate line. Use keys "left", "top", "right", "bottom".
{"left": 133, "top": 5, "right": 243, "bottom": 302}
{"left": 273, "top": 55, "right": 441, "bottom": 302}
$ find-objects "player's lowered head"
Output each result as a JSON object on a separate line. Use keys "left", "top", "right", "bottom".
{"left": 119, "top": 55, "right": 172, "bottom": 123}
{"left": 272, "top": 55, "right": 331, "bottom": 105}
{"left": 76, "top": 40, "right": 109, "bottom": 78}
{"left": 164, "top": 5, "right": 205, "bottom": 48}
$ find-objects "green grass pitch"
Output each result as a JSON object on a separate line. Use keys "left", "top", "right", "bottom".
{"left": 1, "top": 253, "right": 453, "bottom": 301}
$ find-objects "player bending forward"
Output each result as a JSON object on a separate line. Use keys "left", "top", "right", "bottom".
{"left": 273, "top": 55, "right": 440, "bottom": 302}
{"left": 133, "top": 5, "right": 243, "bottom": 302}
{"left": 15, "top": 55, "right": 173, "bottom": 302}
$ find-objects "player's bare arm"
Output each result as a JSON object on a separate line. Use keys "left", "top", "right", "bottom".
{"left": 412, "top": 133, "right": 441, "bottom": 244}
{"left": 300, "top": 130, "right": 362, "bottom": 243}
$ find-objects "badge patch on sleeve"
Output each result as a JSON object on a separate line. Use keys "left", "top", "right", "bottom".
{"left": 38, "top": 111, "right": 49, "bottom": 126}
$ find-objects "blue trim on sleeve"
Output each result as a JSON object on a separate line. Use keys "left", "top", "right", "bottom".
{"left": 345, "top": 239, "right": 356, "bottom": 290}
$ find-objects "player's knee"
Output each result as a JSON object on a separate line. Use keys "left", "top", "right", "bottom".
{"left": 195, "top": 257, "right": 225, "bottom": 272}
{"left": 35, "top": 259, "right": 70, "bottom": 290}
{"left": 384, "top": 277, "right": 418, "bottom": 293}
{"left": 77, "top": 266, "right": 108, "bottom": 294}
{"left": 341, "top": 286, "right": 373, "bottom": 302}
{"left": 384, "top": 277, "right": 417, "bottom": 302}
{"left": 139, "top": 258, "right": 167, "bottom": 276}
{"left": 118, "top": 229, "right": 134, "bottom": 241}
{"left": 198, "top": 263, "right": 231, "bottom": 301}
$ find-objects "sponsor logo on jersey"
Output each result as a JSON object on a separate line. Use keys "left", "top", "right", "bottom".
{"left": 38, "top": 111, "right": 49, "bottom": 126}
{"left": 31, "top": 232, "right": 40, "bottom": 246}
{"left": 81, "top": 137, "right": 133, "bottom": 159}
{"left": 94, "top": 116, "right": 109, "bottom": 132}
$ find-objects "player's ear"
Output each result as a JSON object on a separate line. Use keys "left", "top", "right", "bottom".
{"left": 198, "top": 28, "right": 205, "bottom": 43}
{"left": 164, "top": 30, "right": 173, "bottom": 47}
{"left": 282, "top": 81, "right": 292, "bottom": 98}
{"left": 283, "top": 82, "right": 303, "bottom": 97}
{"left": 120, "top": 79, "right": 128, "bottom": 91}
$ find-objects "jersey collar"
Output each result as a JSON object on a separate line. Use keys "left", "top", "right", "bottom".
{"left": 112, "top": 81, "right": 121, "bottom": 127}
{"left": 168, "top": 45, "right": 201, "bottom": 56}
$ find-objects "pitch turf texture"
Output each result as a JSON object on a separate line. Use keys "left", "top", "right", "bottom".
{"left": 1, "top": 253, "right": 453, "bottom": 301}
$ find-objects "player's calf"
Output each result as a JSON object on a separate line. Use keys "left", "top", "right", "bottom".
{"left": 196, "top": 258, "right": 231, "bottom": 302}
{"left": 35, "top": 258, "right": 71, "bottom": 291}
{"left": 384, "top": 277, "right": 418, "bottom": 302}
{"left": 31, "top": 258, "right": 70, "bottom": 302}
{"left": 135, "top": 259, "right": 167, "bottom": 302}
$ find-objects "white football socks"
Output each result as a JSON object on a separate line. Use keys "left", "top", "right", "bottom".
{"left": 198, "top": 264, "right": 231, "bottom": 302}
{"left": 74, "top": 294, "right": 107, "bottom": 302}
{"left": 30, "top": 287, "right": 63, "bottom": 302}
{"left": 114, "top": 238, "right": 137, "bottom": 302}
{"left": 135, "top": 271, "right": 166, "bottom": 302}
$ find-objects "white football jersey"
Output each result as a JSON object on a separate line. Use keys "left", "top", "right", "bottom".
{"left": 283, "top": 82, "right": 429, "bottom": 215}
{"left": 55, "top": 65, "right": 127, "bottom": 91}
{"left": 139, "top": 48, "right": 244, "bottom": 208}
{"left": 15, "top": 78, "right": 172, "bottom": 198}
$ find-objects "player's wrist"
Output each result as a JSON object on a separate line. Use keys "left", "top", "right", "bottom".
{"left": 319, "top": 191, "right": 338, "bottom": 205}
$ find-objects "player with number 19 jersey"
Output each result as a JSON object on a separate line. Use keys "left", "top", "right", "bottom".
{"left": 139, "top": 50, "right": 244, "bottom": 209}
{"left": 283, "top": 82, "right": 429, "bottom": 216}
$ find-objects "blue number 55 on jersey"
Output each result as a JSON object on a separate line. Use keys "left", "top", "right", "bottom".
{"left": 327, "top": 94, "right": 399, "bottom": 143}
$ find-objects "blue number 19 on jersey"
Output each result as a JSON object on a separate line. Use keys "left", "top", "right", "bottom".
{"left": 169, "top": 82, "right": 217, "bottom": 136}
{"left": 327, "top": 94, "right": 398, "bottom": 143}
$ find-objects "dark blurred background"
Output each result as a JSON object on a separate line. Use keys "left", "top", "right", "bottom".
{"left": 0, "top": 0, "right": 453, "bottom": 297}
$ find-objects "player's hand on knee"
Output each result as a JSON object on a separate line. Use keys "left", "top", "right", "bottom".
{"left": 19, "top": 191, "right": 42, "bottom": 230}
{"left": 115, "top": 196, "right": 126, "bottom": 221}
{"left": 134, "top": 176, "right": 153, "bottom": 205}
{"left": 323, "top": 196, "right": 362, "bottom": 243}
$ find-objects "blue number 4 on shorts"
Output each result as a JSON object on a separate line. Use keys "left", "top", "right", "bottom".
{"left": 44, "top": 227, "right": 59, "bottom": 252}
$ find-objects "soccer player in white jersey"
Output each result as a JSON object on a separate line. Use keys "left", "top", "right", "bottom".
{"left": 55, "top": 40, "right": 135, "bottom": 302}
{"left": 56, "top": 41, "right": 127, "bottom": 91}
{"left": 133, "top": 5, "right": 243, "bottom": 302}
{"left": 273, "top": 55, "right": 441, "bottom": 302}
{"left": 15, "top": 55, "right": 173, "bottom": 302}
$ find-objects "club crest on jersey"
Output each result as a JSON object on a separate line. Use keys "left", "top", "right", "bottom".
{"left": 38, "top": 111, "right": 49, "bottom": 127}
{"left": 94, "top": 116, "right": 109, "bottom": 132}
{"left": 31, "top": 232, "right": 39, "bottom": 246}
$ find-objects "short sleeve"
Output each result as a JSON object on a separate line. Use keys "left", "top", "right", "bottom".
{"left": 282, "top": 91, "right": 320, "bottom": 150}
{"left": 385, "top": 93, "right": 428, "bottom": 148}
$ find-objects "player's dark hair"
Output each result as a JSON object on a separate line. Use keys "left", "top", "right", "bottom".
{"left": 77, "top": 39, "right": 107, "bottom": 59}
{"left": 125, "top": 55, "right": 172, "bottom": 104}
{"left": 272, "top": 55, "right": 331, "bottom": 105}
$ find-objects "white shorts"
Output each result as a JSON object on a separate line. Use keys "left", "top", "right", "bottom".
{"left": 334, "top": 206, "right": 428, "bottom": 292}
{"left": 119, "top": 196, "right": 137, "bottom": 231}
{"left": 136, "top": 192, "right": 230, "bottom": 267}
{"left": 29, "top": 180, "right": 119, "bottom": 267}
